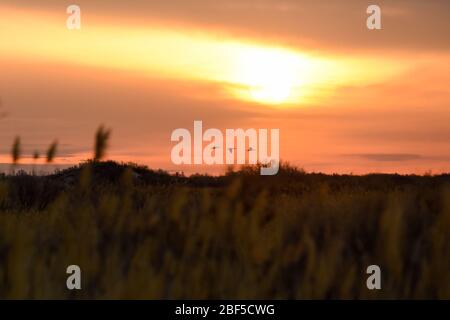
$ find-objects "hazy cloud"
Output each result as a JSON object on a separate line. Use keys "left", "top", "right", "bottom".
{"left": 345, "top": 153, "right": 423, "bottom": 162}
{"left": 2, "top": 0, "right": 450, "bottom": 53}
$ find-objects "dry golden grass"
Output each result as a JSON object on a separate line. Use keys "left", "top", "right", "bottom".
{"left": 0, "top": 162, "right": 449, "bottom": 299}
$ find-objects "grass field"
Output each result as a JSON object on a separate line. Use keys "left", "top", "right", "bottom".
{"left": 0, "top": 161, "right": 448, "bottom": 299}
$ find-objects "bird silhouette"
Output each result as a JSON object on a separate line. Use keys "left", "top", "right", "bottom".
{"left": 227, "top": 147, "right": 255, "bottom": 153}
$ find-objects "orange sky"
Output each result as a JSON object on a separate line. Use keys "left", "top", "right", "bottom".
{"left": 1, "top": 1, "right": 450, "bottom": 174}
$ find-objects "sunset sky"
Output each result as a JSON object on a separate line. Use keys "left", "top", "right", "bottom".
{"left": 1, "top": 0, "right": 449, "bottom": 174}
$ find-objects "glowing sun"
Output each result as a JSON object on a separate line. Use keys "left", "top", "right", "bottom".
{"left": 234, "top": 48, "right": 306, "bottom": 105}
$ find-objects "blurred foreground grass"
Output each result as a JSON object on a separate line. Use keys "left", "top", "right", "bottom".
{"left": 0, "top": 162, "right": 449, "bottom": 299}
